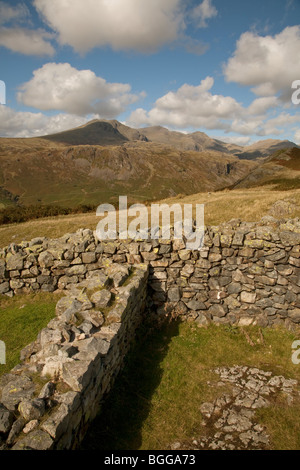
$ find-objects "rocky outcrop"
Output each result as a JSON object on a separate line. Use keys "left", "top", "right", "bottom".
{"left": 172, "top": 365, "right": 298, "bottom": 451}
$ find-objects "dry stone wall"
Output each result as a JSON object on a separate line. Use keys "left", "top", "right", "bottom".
{"left": 1, "top": 216, "right": 300, "bottom": 449}
{"left": 0, "top": 262, "right": 148, "bottom": 449}
{"left": 1, "top": 218, "right": 300, "bottom": 329}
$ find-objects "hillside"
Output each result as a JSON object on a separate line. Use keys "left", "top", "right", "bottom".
{"left": 233, "top": 147, "right": 300, "bottom": 190}
{"left": 0, "top": 138, "right": 255, "bottom": 208}
{"left": 0, "top": 119, "right": 299, "bottom": 211}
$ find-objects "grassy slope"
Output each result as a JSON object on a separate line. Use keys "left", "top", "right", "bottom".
{"left": 81, "top": 322, "right": 300, "bottom": 450}
{"left": 0, "top": 293, "right": 59, "bottom": 376}
{"left": 0, "top": 186, "right": 300, "bottom": 248}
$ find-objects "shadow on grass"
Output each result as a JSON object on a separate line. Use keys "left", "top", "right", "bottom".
{"left": 80, "top": 318, "right": 181, "bottom": 451}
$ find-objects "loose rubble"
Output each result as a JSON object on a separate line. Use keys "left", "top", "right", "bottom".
{"left": 171, "top": 365, "right": 299, "bottom": 451}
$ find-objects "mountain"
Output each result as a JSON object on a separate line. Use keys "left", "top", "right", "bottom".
{"left": 41, "top": 119, "right": 299, "bottom": 160}
{"left": 42, "top": 119, "right": 148, "bottom": 146}
{"left": 138, "top": 125, "right": 241, "bottom": 155}
{"left": 0, "top": 119, "right": 298, "bottom": 210}
{"left": 234, "top": 139, "right": 298, "bottom": 160}
{"left": 0, "top": 137, "right": 255, "bottom": 208}
{"left": 232, "top": 147, "right": 300, "bottom": 190}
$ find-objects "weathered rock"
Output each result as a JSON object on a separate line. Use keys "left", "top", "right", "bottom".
{"left": 41, "top": 404, "right": 70, "bottom": 440}
{"left": 18, "top": 399, "right": 45, "bottom": 422}
{"left": 0, "top": 404, "right": 14, "bottom": 434}
{"left": 186, "top": 299, "right": 206, "bottom": 311}
{"left": 38, "top": 251, "right": 55, "bottom": 268}
{"left": 6, "top": 417, "right": 25, "bottom": 445}
{"left": 6, "top": 254, "right": 24, "bottom": 271}
{"left": 12, "top": 429, "right": 54, "bottom": 450}
{"left": 240, "top": 292, "right": 256, "bottom": 304}
{"left": 23, "top": 420, "right": 39, "bottom": 434}
{"left": 91, "top": 289, "right": 112, "bottom": 309}
{"left": 39, "top": 328, "right": 63, "bottom": 348}
{"left": 167, "top": 287, "right": 181, "bottom": 302}
{"left": 38, "top": 382, "right": 56, "bottom": 400}
{"left": 208, "top": 304, "right": 227, "bottom": 318}
{"left": 1, "top": 376, "right": 36, "bottom": 411}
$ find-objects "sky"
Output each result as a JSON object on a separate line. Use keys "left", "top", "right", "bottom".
{"left": 0, "top": 0, "right": 300, "bottom": 145}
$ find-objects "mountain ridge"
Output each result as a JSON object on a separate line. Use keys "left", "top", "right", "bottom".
{"left": 39, "top": 119, "right": 298, "bottom": 161}
{"left": 0, "top": 119, "right": 299, "bottom": 210}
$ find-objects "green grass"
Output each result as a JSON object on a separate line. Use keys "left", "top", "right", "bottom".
{"left": 80, "top": 321, "right": 300, "bottom": 451}
{"left": 256, "top": 401, "right": 300, "bottom": 450}
{"left": 0, "top": 292, "right": 58, "bottom": 376}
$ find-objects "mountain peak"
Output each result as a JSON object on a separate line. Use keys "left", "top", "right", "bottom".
{"left": 39, "top": 119, "right": 299, "bottom": 160}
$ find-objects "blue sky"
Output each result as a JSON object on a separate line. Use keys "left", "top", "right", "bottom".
{"left": 0, "top": 0, "right": 300, "bottom": 145}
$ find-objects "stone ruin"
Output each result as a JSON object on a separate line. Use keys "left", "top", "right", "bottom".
{"left": 0, "top": 216, "right": 300, "bottom": 449}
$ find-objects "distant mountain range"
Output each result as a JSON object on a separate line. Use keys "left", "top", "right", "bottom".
{"left": 0, "top": 119, "right": 298, "bottom": 209}
{"left": 42, "top": 119, "right": 298, "bottom": 160}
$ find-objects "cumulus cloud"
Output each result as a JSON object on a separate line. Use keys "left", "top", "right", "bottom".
{"left": 0, "top": 1, "right": 55, "bottom": 56}
{"left": 127, "top": 75, "right": 300, "bottom": 140}
{"left": 224, "top": 26, "right": 300, "bottom": 100}
{"left": 0, "top": 27, "right": 55, "bottom": 56}
{"left": 247, "top": 96, "right": 279, "bottom": 115}
{"left": 294, "top": 129, "right": 300, "bottom": 145}
{"left": 0, "top": 104, "right": 95, "bottom": 138}
{"left": 17, "top": 63, "right": 143, "bottom": 117}
{"left": 33, "top": 0, "right": 186, "bottom": 53}
{"left": 215, "top": 135, "right": 252, "bottom": 146}
{"left": 191, "top": 0, "right": 218, "bottom": 28}
{"left": 128, "top": 76, "right": 243, "bottom": 129}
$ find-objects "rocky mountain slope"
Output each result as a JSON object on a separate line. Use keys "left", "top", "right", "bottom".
{"left": 42, "top": 119, "right": 298, "bottom": 160}
{"left": 233, "top": 147, "right": 300, "bottom": 190}
{"left": 0, "top": 138, "right": 255, "bottom": 208}
{"left": 0, "top": 119, "right": 298, "bottom": 209}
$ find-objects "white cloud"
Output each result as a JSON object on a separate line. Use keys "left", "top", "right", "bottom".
{"left": 229, "top": 118, "right": 265, "bottom": 136}
{"left": 127, "top": 76, "right": 300, "bottom": 140}
{"left": 0, "top": 27, "right": 55, "bottom": 56}
{"left": 0, "top": 2, "right": 55, "bottom": 56}
{"left": 0, "top": 2, "right": 30, "bottom": 25}
{"left": 216, "top": 135, "right": 252, "bottom": 146}
{"left": 294, "top": 129, "right": 300, "bottom": 145}
{"left": 34, "top": 0, "right": 186, "bottom": 54}
{"left": 0, "top": 104, "right": 94, "bottom": 138}
{"left": 128, "top": 77, "right": 243, "bottom": 129}
{"left": 17, "top": 63, "right": 143, "bottom": 117}
{"left": 247, "top": 96, "right": 279, "bottom": 115}
{"left": 191, "top": 0, "right": 218, "bottom": 28}
{"left": 260, "top": 112, "right": 300, "bottom": 136}
{"left": 224, "top": 26, "right": 300, "bottom": 100}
